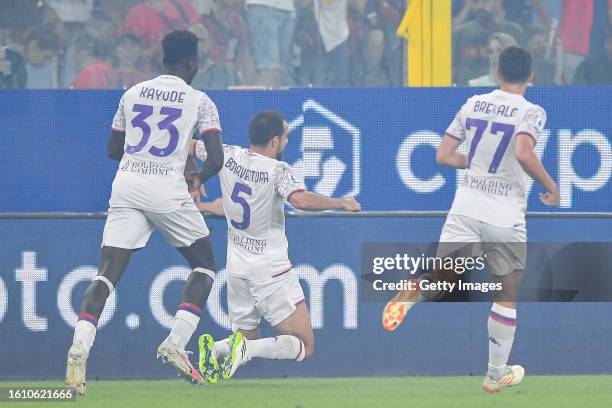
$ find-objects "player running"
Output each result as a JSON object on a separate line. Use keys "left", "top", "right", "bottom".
{"left": 65, "top": 30, "right": 224, "bottom": 394}
{"left": 382, "top": 47, "right": 560, "bottom": 393}
{"left": 191, "top": 111, "right": 361, "bottom": 383}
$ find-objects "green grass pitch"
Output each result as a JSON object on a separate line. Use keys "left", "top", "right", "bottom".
{"left": 1, "top": 376, "right": 611, "bottom": 408}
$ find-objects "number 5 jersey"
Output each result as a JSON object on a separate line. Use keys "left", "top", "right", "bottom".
{"left": 195, "top": 142, "right": 305, "bottom": 281}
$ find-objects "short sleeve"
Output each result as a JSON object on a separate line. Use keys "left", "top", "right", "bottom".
{"left": 516, "top": 105, "right": 547, "bottom": 145}
{"left": 445, "top": 101, "right": 468, "bottom": 142}
{"left": 273, "top": 162, "right": 305, "bottom": 200}
{"left": 193, "top": 140, "right": 234, "bottom": 161}
{"left": 196, "top": 94, "right": 222, "bottom": 136}
{"left": 111, "top": 94, "right": 126, "bottom": 131}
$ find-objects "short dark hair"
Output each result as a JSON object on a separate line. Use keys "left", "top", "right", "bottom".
{"left": 74, "top": 32, "right": 106, "bottom": 59}
{"left": 26, "top": 26, "right": 60, "bottom": 51}
{"left": 249, "top": 111, "right": 286, "bottom": 147}
{"left": 162, "top": 30, "right": 198, "bottom": 67}
{"left": 499, "top": 46, "right": 532, "bottom": 84}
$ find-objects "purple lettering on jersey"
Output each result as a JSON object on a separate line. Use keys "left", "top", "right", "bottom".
{"left": 146, "top": 88, "right": 155, "bottom": 99}
{"left": 178, "top": 92, "right": 185, "bottom": 103}
{"left": 149, "top": 107, "right": 182, "bottom": 157}
{"left": 230, "top": 182, "right": 252, "bottom": 230}
{"left": 139, "top": 87, "right": 148, "bottom": 98}
{"left": 465, "top": 118, "right": 516, "bottom": 174}
{"left": 465, "top": 117, "right": 488, "bottom": 168}
{"left": 126, "top": 104, "right": 153, "bottom": 154}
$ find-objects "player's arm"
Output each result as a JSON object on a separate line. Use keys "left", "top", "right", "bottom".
{"left": 515, "top": 134, "right": 559, "bottom": 206}
{"left": 107, "top": 129, "right": 125, "bottom": 161}
{"left": 273, "top": 162, "right": 360, "bottom": 212}
{"left": 194, "top": 95, "right": 224, "bottom": 183}
{"left": 195, "top": 131, "right": 224, "bottom": 183}
{"left": 436, "top": 135, "right": 467, "bottom": 169}
{"left": 289, "top": 191, "right": 361, "bottom": 212}
{"left": 108, "top": 94, "right": 126, "bottom": 161}
{"left": 197, "top": 197, "right": 225, "bottom": 216}
{"left": 438, "top": 103, "right": 468, "bottom": 169}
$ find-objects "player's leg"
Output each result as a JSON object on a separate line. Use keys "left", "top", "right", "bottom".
{"left": 383, "top": 215, "right": 480, "bottom": 331}
{"left": 196, "top": 275, "right": 261, "bottom": 381}
{"left": 227, "top": 272, "right": 311, "bottom": 373}
{"left": 66, "top": 208, "right": 152, "bottom": 394}
{"left": 481, "top": 226, "right": 527, "bottom": 393}
{"left": 145, "top": 203, "right": 215, "bottom": 383}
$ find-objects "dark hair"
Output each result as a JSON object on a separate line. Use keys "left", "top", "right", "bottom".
{"left": 499, "top": 46, "right": 532, "bottom": 84}
{"left": 162, "top": 30, "right": 198, "bottom": 67}
{"left": 26, "top": 26, "right": 60, "bottom": 51}
{"left": 74, "top": 32, "right": 106, "bottom": 59}
{"left": 249, "top": 111, "right": 286, "bottom": 147}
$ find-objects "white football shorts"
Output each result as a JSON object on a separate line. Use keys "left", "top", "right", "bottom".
{"left": 437, "top": 214, "right": 527, "bottom": 276}
{"left": 226, "top": 269, "right": 305, "bottom": 332}
{"left": 102, "top": 200, "right": 209, "bottom": 249}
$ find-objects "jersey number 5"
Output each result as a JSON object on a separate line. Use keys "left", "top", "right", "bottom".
{"left": 465, "top": 118, "right": 515, "bottom": 174}
{"left": 126, "top": 104, "right": 182, "bottom": 157}
{"left": 231, "top": 182, "right": 252, "bottom": 230}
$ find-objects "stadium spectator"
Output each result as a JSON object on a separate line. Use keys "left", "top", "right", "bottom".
{"left": 189, "top": 22, "right": 241, "bottom": 89}
{"left": 557, "top": 0, "right": 612, "bottom": 84}
{"left": 453, "top": 0, "right": 525, "bottom": 85}
{"left": 296, "top": 0, "right": 349, "bottom": 87}
{"left": 120, "top": 0, "right": 200, "bottom": 50}
{"left": 46, "top": 0, "right": 94, "bottom": 24}
{"left": 71, "top": 33, "right": 112, "bottom": 89}
{"left": 108, "top": 34, "right": 150, "bottom": 89}
{"left": 347, "top": 0, "right": 391, "bottom": 87}
{"left": 0, "top": 27, "right": 27, "bottom": 89}
{"left": 245, "top": 0, "right": 296, "bottom": 87}
{"left": 201, "top": 0, "right": 256, "bottom": 85}
{"left": 573, "top": 28, "right": 612, "bottom": 85}
{"left": 527, "top": 27, "right": 555, "bottom": 84}
{"left": 468, "top": 32, "right": 517, "bottom": 86}
{"left": 22, "top": 26, "right": 61, "bottom": 89}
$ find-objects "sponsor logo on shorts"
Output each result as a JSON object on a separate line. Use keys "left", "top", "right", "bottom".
{"left": 120, "top": 159, "right": 174, "bottom": 176}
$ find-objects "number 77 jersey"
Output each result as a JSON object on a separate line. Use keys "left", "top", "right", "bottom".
{"left": 195, "top": 143, "right": 305, "bottom": 281}
{"left": 109, "top": 75, "right": 221, "bottom": 213}
{"left": 445, "top": 89, "right": 547, "bottom": 227}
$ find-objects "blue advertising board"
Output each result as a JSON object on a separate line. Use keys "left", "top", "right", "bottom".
{"left": 1, "top": 87, "right": 611, "bottom": 213}
{"left": 1, "top": 215, "right": 612, "bottom": 380}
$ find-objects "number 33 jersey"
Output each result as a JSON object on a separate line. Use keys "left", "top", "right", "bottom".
{"left": 110, "top": 75, "right": 221, "bottom": 212}
{"left": 445, "top": 89, "right": 547, "bottom": 227}
{"left": 195, "top": 142, "right": 305, "bottom": 281}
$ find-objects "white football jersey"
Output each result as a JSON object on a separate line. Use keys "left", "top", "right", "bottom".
{"left": 445, "top": 89, "right": 547, "bottom": 227}
{"left": 110, "top": 75, "right": 221, "bottom": 213}
{"left": 195, "top": 142, "right": 305, "bottom": 281}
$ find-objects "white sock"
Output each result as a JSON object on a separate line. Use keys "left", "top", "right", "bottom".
{"left": 73, "top": 320, "right": 97, "bottom": 356}
{"left": 487, "top": 303, "right": 517, "bottom": 380}
{"left": 214, "top": 338, "right": 231, "bottom": 361}
{"left": 248, "top": 335, "right": 305, "bottom": 361}
{"left": 167, "top": 309, "right": 200, "bottom": 350}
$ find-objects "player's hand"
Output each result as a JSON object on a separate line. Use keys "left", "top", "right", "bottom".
{"left": 341, "top": 196, "right": 361, "bottom": 212}
{"left": 539, "top": 187, "right": 560, "bottom": 206}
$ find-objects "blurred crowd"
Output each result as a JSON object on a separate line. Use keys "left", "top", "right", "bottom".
{"left": 452, "top": 0, "right": 612, "bottom": 86}
{"left": 0, "top": 0, "right": 610, "bottom": 90}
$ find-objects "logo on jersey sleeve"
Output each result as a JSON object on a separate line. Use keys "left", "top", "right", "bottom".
{"left": 286, "top": 100, "right": 360, "bottom": 197}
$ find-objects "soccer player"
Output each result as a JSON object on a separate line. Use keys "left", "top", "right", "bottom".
{"left": 191, "top": 111, "right": 361, "bottom": 383}
{"left": 382, "top": 47, "right": 560, "bottom": 393}
{"left": 65, "top": 30, "right": 224, "bottom": 394}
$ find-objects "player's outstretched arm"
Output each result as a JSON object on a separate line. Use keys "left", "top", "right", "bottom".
{"left": 515, "top": 134, "right": 560, "bottom": 206}
{"left": 107, "top": 129, "right": 125, "bottom": 161}
{"left": 436, "top": 135, "right": 467, "bottom": 169}
{"left": 289, "top": 191, "right": 361, "bottom": 212}
{"left": 197, "top": 131, "right": 224, "bottom": 183}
